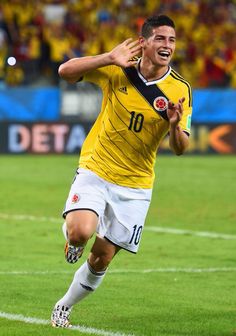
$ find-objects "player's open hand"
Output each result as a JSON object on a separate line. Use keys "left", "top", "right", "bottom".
{"left": 167, "top": 97, "right": 185, "bottom": 127}
{"left": 108, "top": 38, "right": 142, "bottom": 68}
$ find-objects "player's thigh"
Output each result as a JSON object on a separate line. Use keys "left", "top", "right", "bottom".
{"left": 64, "top": 168, "right": 106, "bottom": 241}
{"left": 88, "top": 235, "right": 120, "bottom": 272}
{"left": 104, "top": 185, "right": 152, "bottom": 253}
{"left": 63, "top": 168, "right": 106, "bottom": 219}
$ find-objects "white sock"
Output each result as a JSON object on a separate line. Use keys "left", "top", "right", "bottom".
{"left": 56, "top": 261, "right": 106, "bottom": 308}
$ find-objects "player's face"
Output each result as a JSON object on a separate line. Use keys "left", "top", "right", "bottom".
{"left": 140, "top": 26, "right": 176, "bottom": 66}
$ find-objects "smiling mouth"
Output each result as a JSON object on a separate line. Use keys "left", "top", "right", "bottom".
{"left": 157, "top": 51, "right": 171, "bottom": 59}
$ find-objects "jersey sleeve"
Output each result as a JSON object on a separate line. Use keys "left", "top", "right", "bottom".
{"left": 82, "top": 65, "right": 114, "bottom": 90}
{"left": 179, "top": 84, "right": 193, "bottom": 135}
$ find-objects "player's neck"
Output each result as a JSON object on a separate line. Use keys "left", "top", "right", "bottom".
{"left": 138, "top": 60, "right": 169, "bottom": 82}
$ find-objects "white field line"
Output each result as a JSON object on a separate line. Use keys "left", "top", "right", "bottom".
{"left": 0, "top": 311, "right": 135, "bottom": 336}
{"left": 145, "top": 226, "right": 236, "bottom": 240}
{"left": 0, "top": 267, "right": 236, "bottom": 276}
{"left": 0, "top": 213, "right": 59, "bottom": 223}
{"left": 0, "top": 212, "right": 236, "bottom": 240}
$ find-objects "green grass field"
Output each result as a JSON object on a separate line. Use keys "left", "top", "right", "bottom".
{"left": 0, "top": 155, "right": 235, "bottom": 336}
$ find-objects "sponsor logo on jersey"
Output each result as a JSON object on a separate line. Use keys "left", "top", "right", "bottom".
{"left": 71, "top": 193, "right": 80, "bottom": 203}
{"left": 153, "top": 96, "right": 168, "bottom": 112}
{"left": 118, "top": 86, "right": 128, "bottom": 94}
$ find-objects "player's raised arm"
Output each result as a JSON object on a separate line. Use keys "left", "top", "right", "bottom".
{"left": 58, "top": 38, "right": 141, "bottom": 84}
{"left": 167, "top": 97, "right": 190, "bottom": 155}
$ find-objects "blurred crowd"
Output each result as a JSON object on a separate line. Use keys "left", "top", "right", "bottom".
{"left": 0, "top": 0, "right": 236, "bottom": 88}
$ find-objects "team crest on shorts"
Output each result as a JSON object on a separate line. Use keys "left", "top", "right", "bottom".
{"left": 153, "top": 96, "right": 168, "bottom": 112}
{"left": 71, "top": 193, "right": 80, "bottom": 203}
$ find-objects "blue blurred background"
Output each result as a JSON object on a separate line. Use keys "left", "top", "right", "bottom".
{"left": 0, "top": 0, "right": 236, "bottom": 154}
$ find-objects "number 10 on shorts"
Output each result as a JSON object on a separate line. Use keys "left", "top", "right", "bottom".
{"left": 129, "top": 225, "right": 143, "bottom": 245}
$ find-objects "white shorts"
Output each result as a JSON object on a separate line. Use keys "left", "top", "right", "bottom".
{"left": 63, "top": 168, "right": 152, "bottom": 253}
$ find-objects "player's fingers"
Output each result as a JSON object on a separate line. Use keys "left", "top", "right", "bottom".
{"left": 130, "top": 45, "right": 142, "bottom": 55}
{"left": 127, "top": 60, "right": 138, "bottom": 67}
{"left": 129, "top": 39, "right": 140, "bottom": 48}
{"left": 178, "top": 110, "right": 183, "bottom": 120}
{"left": 179, "top": 97, "right": 185, "bottom": 104}
{"left": 168, "top": 100, "right": 174, "bottom": 109}
{"left": 177, "top": 102, "right": 183, "bottom": 112}
{"left": 124, "top": 38, "right": 134, "bottom": 46}
{"left": 176, "top": 111, "right": 181, "bottom": 121}
{"left": 177, "top": 103, "right": 183, "bottom": 117}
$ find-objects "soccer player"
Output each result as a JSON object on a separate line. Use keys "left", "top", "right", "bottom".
{"left": 51, "top": 14, "right": 192, "bottom": 328}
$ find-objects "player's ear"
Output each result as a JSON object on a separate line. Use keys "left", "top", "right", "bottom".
{"left": 139, "top": 36, "right": 145, "bottom": 48}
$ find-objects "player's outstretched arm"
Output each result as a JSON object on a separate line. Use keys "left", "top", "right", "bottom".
{"left": 58, "top": 38, "right": 141, "bottom": 83}
{"left": 168, "top": 97, "right": 189, "bottom": 155}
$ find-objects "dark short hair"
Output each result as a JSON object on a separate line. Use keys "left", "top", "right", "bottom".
{"left": 141, "top": 15, "right": 175, "bottom": 38}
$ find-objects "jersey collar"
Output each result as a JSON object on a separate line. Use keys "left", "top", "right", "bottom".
{"left": 137, "top": 59, "right": 172, "bottom": 86}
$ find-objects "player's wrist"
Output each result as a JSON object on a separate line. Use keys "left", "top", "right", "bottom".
{"left": 105, "top": 51, "right": 119, "bottom": 66}
{"left": 169, "top": 123, "right": 181, "bottom": 132}
{"left": 92, "top": 52, "right": 113, "bottom": 67}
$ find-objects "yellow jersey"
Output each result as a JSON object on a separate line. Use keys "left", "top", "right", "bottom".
{"left": 79, "top": 63, "right": 192, "bottom": 188}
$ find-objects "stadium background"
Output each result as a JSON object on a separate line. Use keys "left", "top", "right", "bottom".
{"left": 0, "top": 2, "right": 236, "bottom": 335}
{"left": 0, "top": 0, "right": 236, "bottom": 154}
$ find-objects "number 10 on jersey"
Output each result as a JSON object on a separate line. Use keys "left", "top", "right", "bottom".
{"left": 128, "top": 112, "right": 144, "bottom": 132}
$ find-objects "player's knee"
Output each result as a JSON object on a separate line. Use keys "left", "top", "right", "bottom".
{"left": 65, "top": 210, "right": 98, "bottom": 245}
{"left": 66, "top": 218, "right": 93, "bottom": 245}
